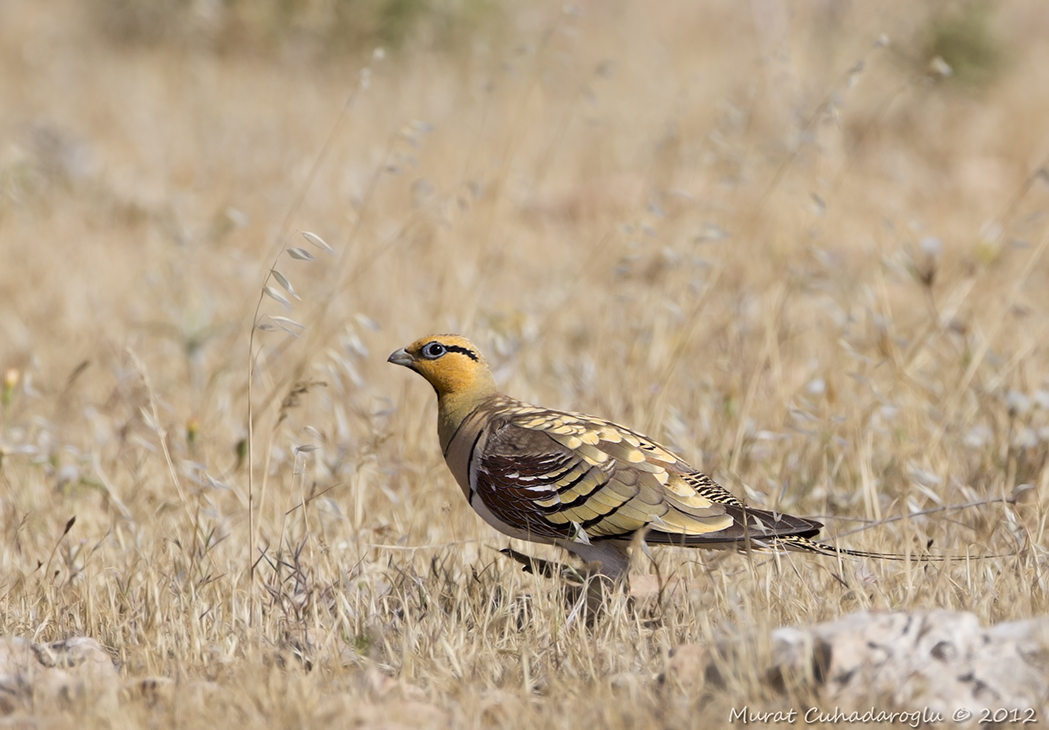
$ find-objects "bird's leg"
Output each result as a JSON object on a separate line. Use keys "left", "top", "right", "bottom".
{"left": 498, "top": 547, "right": 624, "bottom": 623}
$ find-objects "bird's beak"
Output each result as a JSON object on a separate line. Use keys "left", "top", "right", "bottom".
{"left": 387, "top": 348, "right": 414, "bottom": 368}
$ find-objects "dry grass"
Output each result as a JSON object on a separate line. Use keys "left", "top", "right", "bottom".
{"left": 1, "top": 0, "right": 1048, "bottom": 727}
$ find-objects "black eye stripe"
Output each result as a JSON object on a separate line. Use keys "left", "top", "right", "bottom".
{"left": 419, "top": 341, "right": 479, "bottom": 361}
{"left": 444, "top": 344, "right": 479, "bottom": 361}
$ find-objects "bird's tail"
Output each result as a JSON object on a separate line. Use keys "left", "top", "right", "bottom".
{"left": 759, "top": 534, "right": 1016, "bottom": 562}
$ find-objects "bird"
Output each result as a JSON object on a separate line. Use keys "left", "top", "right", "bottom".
{"left": 388, "top": 333, "right": 939, "bottom": 580}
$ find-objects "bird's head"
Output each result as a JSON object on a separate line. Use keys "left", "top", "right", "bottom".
{"left": 387, "top": 334, "right": 496, "bottom": 399}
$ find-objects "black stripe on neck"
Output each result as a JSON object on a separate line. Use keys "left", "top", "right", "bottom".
{"left": 445, "top": 344, "right": 479, "bottom": 361}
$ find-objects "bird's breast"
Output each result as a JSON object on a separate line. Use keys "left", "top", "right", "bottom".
{"left": 442, "top": 407, "right": 491, "bottom": 502}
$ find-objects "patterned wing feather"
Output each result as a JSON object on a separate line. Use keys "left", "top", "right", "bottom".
{"left": 473, "top": 405, "right": 743, "bottom": 542}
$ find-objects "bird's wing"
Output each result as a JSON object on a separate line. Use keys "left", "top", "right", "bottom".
{"left": 471, "top": 404, "right": 759, "bottom": 544}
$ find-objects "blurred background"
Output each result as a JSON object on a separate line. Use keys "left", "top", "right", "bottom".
{"left": 4, "top": 0, "right": 1046, "bottom": 443}
{"left": 1, "top": 0, "right": 1048, "bottom": 721}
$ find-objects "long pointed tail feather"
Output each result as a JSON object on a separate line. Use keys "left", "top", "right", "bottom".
{"left": 760, "top": 534, "right": 1018, "bottom": 561}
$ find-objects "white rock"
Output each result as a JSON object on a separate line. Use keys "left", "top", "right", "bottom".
{"left": 663, "top": 611, "right": 1049, "bottom": 719}
{"left": 0, "top": 636, "right": 118, "bottom": 716}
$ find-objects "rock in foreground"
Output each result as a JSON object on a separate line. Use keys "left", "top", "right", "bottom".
{"left": 0, "top": 636, "right": 118, "bottom": 716}
{"left": 664, "top": 610, "right": 1049, "bottom": 720}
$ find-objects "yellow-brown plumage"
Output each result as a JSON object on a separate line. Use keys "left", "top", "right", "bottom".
{"left": 389, "top": 335, "right": 498, "bottom": 451}
{"left": 389, "top": 334, "right": 932, "bottom": 578}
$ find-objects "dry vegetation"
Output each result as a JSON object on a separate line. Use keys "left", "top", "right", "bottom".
{"left": 2, "top": 0, "right": 1048, "bottom": 727}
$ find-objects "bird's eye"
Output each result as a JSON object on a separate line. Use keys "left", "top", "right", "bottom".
{"left": 421, "top": 342, "right": 447, "bottom": 360}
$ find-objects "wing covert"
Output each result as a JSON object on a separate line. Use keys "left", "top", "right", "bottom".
{"left": 472, "top": 407, "right": 738, "bottom": 543}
